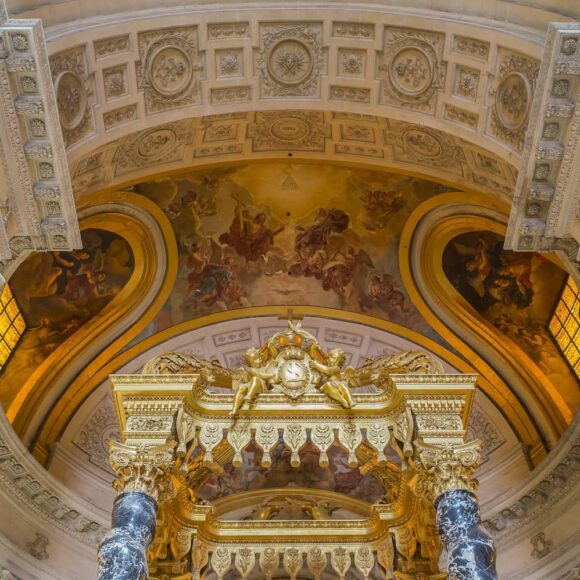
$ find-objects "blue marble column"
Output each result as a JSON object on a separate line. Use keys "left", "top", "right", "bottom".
{"left": 97, "top": 492, "right": 157, "bottom": 580}
{"left": 435, "top": 489, "right": 497, "bottom": 580}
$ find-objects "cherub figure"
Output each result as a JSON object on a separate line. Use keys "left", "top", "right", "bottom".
{"left": 230, "top": 347, "right": 278, "bottom": 416}
{"left": 309, "top": 348, "right": 356, "bottom": 409}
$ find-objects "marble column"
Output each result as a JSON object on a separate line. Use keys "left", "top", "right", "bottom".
{"left": 414, "top": 440, "right": 498, "bottom": 580}
{"left": 97, "top": 441, "right": 176, "bottom": 580}
{"left": 435, "top": 489, "right": 497, "bottom": 580}
{"left": 97, "top": 492, "right": 157, "bottom": 580}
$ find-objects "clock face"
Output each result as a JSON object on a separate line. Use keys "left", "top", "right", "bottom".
{"left": 278, "top": 359, "right": 310, "bottom": 391}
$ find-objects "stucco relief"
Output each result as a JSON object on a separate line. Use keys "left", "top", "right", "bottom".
{"left": 250, "top": 110, "right": 328, "bottom": 152}
{"left": 112, "top": 122, "right": 194, "bottom": 175}
{"left": 73, "top": 396, "right": 119, "bottom": 472}
{"left": 137, "top": 27, "right": 204, "bottom": 113}
{"left": 385, "top": 121, "right": 466, "bottom": 177}
{"left": 466, "top": 404, "right": 504, "bottom": 463}
{"left": 68, "top": 112, "right": 517, "bottom": 199}
{"left": 49, "top": 47, "right": 94, "bottom": 147}
{"left": 490, "top": 51, "right": 539, "bottom": 151}
{"left": 379, "top": 27, "right": 446, "bottom": 113}
{"left": 257, "top": 22, "right": 325, "bottom": 98}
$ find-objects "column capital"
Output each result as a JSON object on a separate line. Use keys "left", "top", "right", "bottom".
{"left": 414, "top": 439, "right": 481, "bottom": 502}
{"left": 109, "top": 440, "right": 177, "bottom": 501}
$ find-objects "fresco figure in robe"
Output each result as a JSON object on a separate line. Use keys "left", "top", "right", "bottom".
{"left": 219, "top": 193, "right": 284, "bottom": 262}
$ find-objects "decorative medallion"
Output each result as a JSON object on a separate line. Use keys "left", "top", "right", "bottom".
{"left": 250, "top": 111, "right": 327, "bottom": 152}
{"left": 270, "top": 116, "right": 310, "bottom": 142}
{"left": 149, "top": 45, "right": 193, "bottom": 96}
{"left": 402, "top": 128, "right": 443, "bottom": 159}
{"left": 490, "top": 52, "right": 539, "bottom": 151}
{"left": 268, "top": 39, "right": 314, "bottom": 85}
{"left": 257, "top": 23, "right": 324, "bottom": 97}
{"left": 496, "top": 72, "right": 530, "bottom": 130}
{"left": 55, "top": 72, "right": 86, "bottom": 130}
{"left": 113, "top": 121, "right": 193, "bottom": 175}
{"left": 136, "top": 127, "right": 176, "bottom": 159}
{"left": 386, "top": 120, "right": 466, "bottom": 176}
{"left": 138, "top": 28, "right": 204, "bottom": 112}
{"left": 390, "top": 46, "right": 433, "bottom": 96}
{"left": 50, "top": 46, "right": 93, "bottom": 146}
{"left": 379, "top": 27, "right": 446, "bottom": 112}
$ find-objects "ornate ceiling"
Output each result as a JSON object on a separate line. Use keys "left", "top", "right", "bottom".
{"left": 0, "top": 1, "right": 578, "bottom": 578}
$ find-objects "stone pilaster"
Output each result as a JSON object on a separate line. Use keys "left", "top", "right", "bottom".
{"left": 97, "top": 441, "right": 176, "bottom": 580}
{"left": 415, "top": 440, "right": 498, "bottom": 580}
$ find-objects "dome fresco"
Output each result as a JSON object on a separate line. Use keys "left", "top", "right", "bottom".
{"left": 2, "top": 164, "right": 575, "bottom": 425}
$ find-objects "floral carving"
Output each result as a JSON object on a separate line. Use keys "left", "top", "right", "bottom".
{"left": 454, "top": 36, "right": 489, "bottom": 60}
{"left": 333, "top": 22, "right": 374, "bottom": 38}
{"left": 217, "top": 51, "right": 241, "bottom": 76}
{"left": 94, "top": 35, "right": 129, "bottom": 58}
{"left": 103, "top": 66, "right": 126, "bottom": 99}
{"left": 338, "top": 49, "right": 364, "bottom": 75}
{"left": 415, "top": 440, "right": 481, "bottom": 501}
{"left": 455, "top": 66, "right": 479, "bottom": 100}
{"left": 109, "top": 440, "right": 176, "bottom": 500}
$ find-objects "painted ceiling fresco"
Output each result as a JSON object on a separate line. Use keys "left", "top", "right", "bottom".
{"left": 136, "top": 164, "right": 441, "bottom": 336}
{"left": 0, "top": 162, "right": 577, "bottom": 424}
{"left": 0, "top": 229, "right": 134, "bottom": 406}
{"left": 443, "top": 231, "right": 579, "bottom": 411}
{"left": 197, "top": 440, "right": 395, "bottom": 505}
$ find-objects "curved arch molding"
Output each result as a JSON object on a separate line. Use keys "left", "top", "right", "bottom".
{"left": 6, "top": 190, "right": 178, "bottom": 455}
{"left": 400, "top": 192, "right": 574, "bottom": 463}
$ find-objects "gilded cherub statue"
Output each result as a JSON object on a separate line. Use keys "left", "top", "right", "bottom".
{"left": 230, "top": 347, "right": 278, "bottom": 416}
{"left": 310, "top": 348, "right": 356, "bottom": 409}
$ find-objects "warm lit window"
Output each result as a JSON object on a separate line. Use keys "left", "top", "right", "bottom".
{"left": 0, "top": 283, "right": 26, "bottom": 371}
{"left": 549, "top": 276, "right": 580, "bottom": 379}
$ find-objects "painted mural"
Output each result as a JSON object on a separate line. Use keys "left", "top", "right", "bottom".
{"left": 0, "top": 229, "right": 134, "bottom": 406}
{"left": 197, "top": 440, "right": 396, "bottom": 505}
{"left": 136, "top": 164, "right": 442, "bottom": 335}
{"left": 443, "top": 231, "right": 579, "bottom": 410}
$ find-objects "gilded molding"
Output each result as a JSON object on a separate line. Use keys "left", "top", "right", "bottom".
{"left": 414, "top": 440, "right": 481, "bottom": 501}
{"left": 109, "top": 441, "right": 177, "bottom": 501}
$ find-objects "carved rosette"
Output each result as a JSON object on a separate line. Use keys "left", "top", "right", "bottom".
{"left": 257, "top": 23, "right": 324, "bottom": 97}
{"left": 137, "top": 27, "right": 204, "bottom": 112}
{"left": 414, "top": 440, "right": 481, "bottom": 502}
{"left": 109, "top": 440, "right": 177, "bottom": 501}
{"left": 379, "top": 27, "right": 446, "bottom": 112}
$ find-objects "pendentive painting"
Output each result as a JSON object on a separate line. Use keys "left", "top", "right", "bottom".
{"left": 0, "top": 229, "right": 134, "bottom": 406}
{"left": 136, "top": 164, "right": 446, "bottom": 335}
{"left": 443, "top": 231, "right": 579, "bottom": 411}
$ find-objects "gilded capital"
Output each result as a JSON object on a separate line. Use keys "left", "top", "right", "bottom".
{"left": 109, "top": 440, "right": 177, "bottom": 501}
{"left": 414, "top": 440, "right": 481, "bottom": 501}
